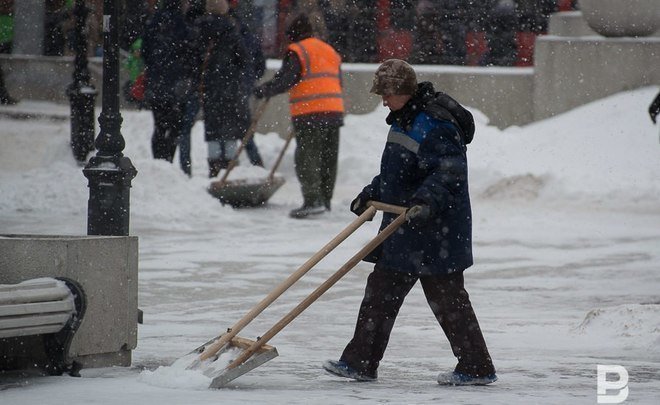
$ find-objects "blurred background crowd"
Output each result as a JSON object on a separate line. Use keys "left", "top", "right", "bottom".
{"left": 0, "top": 0, "right": 578, "bottom": 67}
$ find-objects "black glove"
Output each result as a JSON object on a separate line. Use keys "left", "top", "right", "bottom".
{"left": 350, "top": 195, "right": 369, "bottom": 216}
{"left": 405, "top": 204, "right": 431, "bottom": 224}
{"left": 649, "top": 94, "right": 660, "bottom": 124}
{"left": 253, "top": 86, "right": 266, "bottom": 99}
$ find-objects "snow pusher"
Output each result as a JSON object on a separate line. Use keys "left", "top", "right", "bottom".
{"left": 208, "top": 99, "right": 291, "bottom": 208}
{"left": 181, "top": 202, "right": 407, "bottom": 388}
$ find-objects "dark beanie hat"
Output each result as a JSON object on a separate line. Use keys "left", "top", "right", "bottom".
{"left": 286, "top": 13, "right": 313, "bottom": 42}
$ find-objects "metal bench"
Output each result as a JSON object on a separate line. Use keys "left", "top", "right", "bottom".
{"left": 0, "top": 277, "right": 86, "bottom": 376}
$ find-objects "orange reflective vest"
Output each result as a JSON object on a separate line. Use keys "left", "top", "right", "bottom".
{"left": 287, "top": 38, "right": 344, "bottom": 117}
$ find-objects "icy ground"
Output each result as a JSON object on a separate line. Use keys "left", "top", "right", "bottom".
{"left": 1, "top": 87, "right": 659, "bottom": 404}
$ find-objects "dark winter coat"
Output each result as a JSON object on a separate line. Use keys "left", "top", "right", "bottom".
{"left": 142, "top": 7, "right": 190, "bottom": 104}
{"left": 357, "top": 82, "right": 475, "bottom": 276}
{"left": 233, "top": 11, "right": 265, "bottom": 95}
{"left": 181, "top": 4, "right": 207, "bottom": 94}
{"left": 198, "top": 14, "right": 249, "bottom": 142}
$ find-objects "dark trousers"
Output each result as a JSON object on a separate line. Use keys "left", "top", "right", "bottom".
{"left": 340, "top": 267, "right": 495, "bottom": 377}
{"left": 294, "top": 125, "right": 339, "bottom": 208}
{"left": 244, "top": 137, "right": 264, "bottom": 167}
{"left": 151, "top": 99, "right": 183, "bottom": 162}
{"left": 179, "top": 93, "right": 200, "bottom": 176}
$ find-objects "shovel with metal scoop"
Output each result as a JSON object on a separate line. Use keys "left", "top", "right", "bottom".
{"left": 181, "top": 202, "right": 407, "bottom": 388}
{"left": 208, "top": 99, "right": 292, "bottom": 208}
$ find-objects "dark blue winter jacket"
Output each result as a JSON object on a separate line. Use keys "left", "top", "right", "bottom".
{"left": 358, "top": 82, "right": 474, "bottom": 276}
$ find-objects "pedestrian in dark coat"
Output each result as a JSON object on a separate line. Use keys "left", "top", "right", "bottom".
{"left": 176, "top": 0, "right": 207, "bottom": 177}
{"left": 483, "top": 0, "right": 518, "bottom": 66}
{"left": 198, "top": 0, "right": 249, "bottom": 177}
{"left": 413, "top": 0, "right": 468, "bottom": 65}
{"left": 517, "top": 0, "right": 557, "bottom": 33}
{"left": 142, "top": 0, "right": 189, "bottom": 163}
{"left": 323, "top": 59, "right": 497, "bottom": 386}
{"left": 229, "top": 0, "right": 266, "bottom": 167}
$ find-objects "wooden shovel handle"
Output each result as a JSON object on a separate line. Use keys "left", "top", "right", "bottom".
{"left": 267, "top": 130, "right": 294, "bottom": 182}
{"left": 216, "top": 99, "right": 270, "bottom": 187}
{"left": 367, "top": 201, "right": 407, "bottom": 215}
{"left": 226, "top": 204, "right": 407, "bottom": 369}
{"left": 197, "top": 205, "right": 379, "bottom": 362}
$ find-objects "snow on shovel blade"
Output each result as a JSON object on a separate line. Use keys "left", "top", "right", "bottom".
{"left": 208, "top": 175, "right": 285, "bottom": 208}
{"left": 183, "top": 334, "right": 278, "bottom": 388}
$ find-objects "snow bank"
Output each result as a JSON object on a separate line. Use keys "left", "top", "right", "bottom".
{"left": 1, "top": 86, "right": 659, "bottom": 221}
{"left": 468, "top": 86, "right": 660, "bottom": 209}
{"left": 574, "top": 303, "right": 660, "bottom": 349}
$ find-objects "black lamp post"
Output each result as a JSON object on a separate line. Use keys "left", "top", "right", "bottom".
{"left": 83, "top": 0, "right": 137, "bottom": 236}
{"left": 67, "top": 0, "right": 97, "bottom": 164}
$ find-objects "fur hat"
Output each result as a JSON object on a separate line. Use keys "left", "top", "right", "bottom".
{"left": 370, "top": 59, "right": 418, "bottom": 96}
{"left": 286, "top": 13, "right": 314, "bottom": 42}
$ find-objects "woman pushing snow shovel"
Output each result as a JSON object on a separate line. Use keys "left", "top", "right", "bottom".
{"left": 323, "top": 59, "right": 498, "bottom": 386}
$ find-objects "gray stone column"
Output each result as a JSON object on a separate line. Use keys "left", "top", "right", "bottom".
{"left": 12, "top": 0, "right": 45, "bottom": 55}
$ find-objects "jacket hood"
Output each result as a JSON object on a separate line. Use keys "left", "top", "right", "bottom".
{"left": 413, "top": 82, "right": 475, "bottom": 144}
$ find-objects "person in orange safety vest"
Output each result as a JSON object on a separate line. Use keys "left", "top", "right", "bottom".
{"left": 254, "top": 12, "right": 345, "bottom": 219}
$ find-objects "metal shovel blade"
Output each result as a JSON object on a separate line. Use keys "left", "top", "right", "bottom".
{"left": 187, "top": 334, "right": 278, "bottom": 388}
{"left": 208, "top": 175, "right": 285, "bottom": 208}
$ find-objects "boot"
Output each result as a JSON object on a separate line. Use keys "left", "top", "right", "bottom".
{"left": 250, "top": 157, "right": 264, "bottom": 168}
{"left": 289, "top": 203, "right": 327, "bottom": 219}
{"left": 208, "top": 158, "right": 227, "bottom": 178}
{"left": 0, "top": 95, "right": 17, "bottom": 105}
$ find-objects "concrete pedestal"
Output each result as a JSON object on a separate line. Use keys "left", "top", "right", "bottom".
{"left": 533, "top": 35, "right": 660, "bottom": 121}
{"left": 548, "top": 11, "right": 597, "bottom": 37}
{"left": 0, "top": 54, "right": 103, "bottom": 105}
{"left": 0, "top": 235, "right": 138, "bottom": 369}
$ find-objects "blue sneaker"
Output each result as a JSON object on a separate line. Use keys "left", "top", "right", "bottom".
{"left": 437, "top": 371, "right": 498, "bottom": 386}
{"left": 323, "top": 360, "right": 377, "bottom": 382}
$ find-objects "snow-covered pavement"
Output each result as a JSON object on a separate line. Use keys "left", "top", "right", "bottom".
{"left": 1, "top": 87, "right": 659, "bottom": 404}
